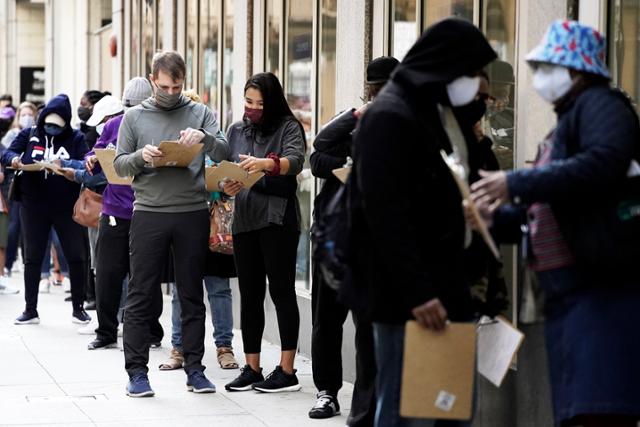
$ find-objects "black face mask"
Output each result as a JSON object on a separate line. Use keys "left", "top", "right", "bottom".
{"left": 77, "top": 106, "right": 92, "bottom": 122}
{"left": 453, "top": 98, "right": 487, "bottom": 127}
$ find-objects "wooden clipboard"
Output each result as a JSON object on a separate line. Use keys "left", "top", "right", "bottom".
{"left": 150, "top": 141, "right": 203, "bottom": 167}
{"left": 440, "top": 150, "right": 501, "bottom": 260}
{"left": 94, "top": 149, "right": 133, "bottom": 185}
{"left": 400, "top": 321, "right": 476, "bottom": 420}
{"left": 332, "top": 166, "right": 351, "bottom": 184}
{"left": 477, "top": 316, "right": 525, "bottom": 387}
{"left": 205, "top": 161, "right": 264, "bottom": 192}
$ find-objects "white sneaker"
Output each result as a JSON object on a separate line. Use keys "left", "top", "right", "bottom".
{"left": 0, "top": 280, "right": 20, "bottom": 294}
{"left": 62, "top": 278, "right": 71, "bottom": 293}
{"left": 77, "top": 322, "right": 97, "bottom": 335}
{"left": 38, "top": 278, "right": 51, "bottom": 293}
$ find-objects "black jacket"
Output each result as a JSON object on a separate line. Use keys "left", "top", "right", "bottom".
{"left": 353, "top": 19, "right": 496, "bottom": 324}
{"left": 310, "top": 109, "right": 356, "bottom": 218}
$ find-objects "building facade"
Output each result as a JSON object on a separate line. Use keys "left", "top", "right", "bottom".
{"left": 1, "top": 0, "right": 640, "bottom": 425}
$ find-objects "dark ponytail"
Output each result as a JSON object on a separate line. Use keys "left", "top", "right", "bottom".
{"left": 83, "top": 90, "right": 111, "bottom": 106}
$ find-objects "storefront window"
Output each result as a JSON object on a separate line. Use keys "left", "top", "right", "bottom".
{"left": 142, "top": 0, "right": 155, "bottom": 77}
{"left": 284, "top": 0, "right": 313, "bottom": 290}
{"left": 482, "top": 0, "right": 516, "bottom": 170}
{"left": 609, "top": 0, "right": 640, "bottom": 111}
{"left": 130, "top": 0, "right": 141, "bottom": 77}
{"left": 266, "top": 0, "right": 283, "bottom": 77}
{"left": 156, "top": 0, "right": 163, "bottom": 51}
{"left": 222, "top": 0, "right": 234, "bottom": 130}
{"left": 199, "top": 0, "right": 220, "bottom": 111}
{"left": 423, "top": 0, "right": 473, "bottom": 27}
{"left": 391, "top": 0, "right": 418, "bottom": 60}
{"left": 319, "top": 0, "right": 337, "bottom": 127}
{"left": 186, "top": 0, "right": 199, "bottom": 89}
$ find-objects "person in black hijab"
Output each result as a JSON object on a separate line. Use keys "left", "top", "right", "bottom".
{"left": 352, "top": 18, "right": 496, "bottom": 427}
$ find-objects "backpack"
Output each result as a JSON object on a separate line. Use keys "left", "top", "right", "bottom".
{"left": 312, "top": 173, "right": 354, "bottom": 292}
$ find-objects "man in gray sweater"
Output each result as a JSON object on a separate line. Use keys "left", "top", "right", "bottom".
{"left": 114, "top": 51, "right": 229, "bottom": 397}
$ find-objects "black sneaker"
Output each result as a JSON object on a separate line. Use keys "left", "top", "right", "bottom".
{"left": 252, "top": 366, "right": 301, "bottom": 393}
{"left": 309, "top": 391, "right": 341, "bottom": 419}
{"left": 225, "top": 365, "right": 264, "bottom": 391}
{"left": 87, "top": 339, "right": 117, "bottom": 350}
{"left": 14, "top": 310, "right": 40, "bottom": 325}
{"left": 72, "top": 309, "right": 92, "bottom": 324}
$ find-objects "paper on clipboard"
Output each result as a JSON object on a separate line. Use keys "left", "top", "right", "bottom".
{"left": 332, "top": 166, "right": 351, "bottom": 184}
{"left": 205, "top": 161, "right": 264, "bottom": 192}
{"left": 477, "top": 316, "right": 525, "bottom": 388}
{"left": 400, "top": 321, "right": 476, "bottom": 421}
{"left": 94, "top": 149, "right": 133, "bottom": 185}
{"left": 150, "top": 141, "right": 203, "bottom": 167}
{"left": 440, "top": 150, "right": 500, "bottom": 260}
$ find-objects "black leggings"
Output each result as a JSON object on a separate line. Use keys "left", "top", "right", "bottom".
{"left": 20, "top": 207, "right": 87, "bottom": 312}
{"left": 233, "top": 201, "right": 300, "bottom": 354}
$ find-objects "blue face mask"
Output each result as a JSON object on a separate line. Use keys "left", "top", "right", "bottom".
{"left": 44, "top": 124, "right": 64, "bottom": 136}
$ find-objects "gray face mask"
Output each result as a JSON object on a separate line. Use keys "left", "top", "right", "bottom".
{"left": 154, "top": 86, "right": 181, "bottom": 109}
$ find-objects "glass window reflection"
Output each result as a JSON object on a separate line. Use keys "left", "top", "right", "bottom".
{"left": 131, "top": 0, "right": 140, "bottom": 77}
{"left": 142, "top": 0, "right": 155, "bottom": 77}
{"left": 482, "top": 0, "right": 516, "bottom": 170}
{"left": 285, "top": 0, "right": 313, "bottom": 290}
{"left": 186, "top": 0, "right": 199, "bottom": 90}
{"left": 319, "top": 0, "right": 337, "bottom": 127}
{"left": 266, "top": 0, "right": 283, "bottom": 77}
{"left": 200, "top": 0, "right": 220, "bottom": 111}
{"left": 392, "top": 0, "right": 417, "bottom": 61}
{"left": 222, "top": 0, "right": 234, "bottom": 130}
{"left": 609, "top": 0, "right": 640, "bottom": 111}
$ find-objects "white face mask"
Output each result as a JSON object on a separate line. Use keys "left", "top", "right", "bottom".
{"left": 532, "top": 65, "right": 574, "bottom": 103}
{"left": 19, "top": 115, "right": 34, "bottom": 129}
{"left": 96, "top": 122, "right": 105, "bottom": 136}
{"left": 446, "top": 76, "right": 481, "bottom": 107}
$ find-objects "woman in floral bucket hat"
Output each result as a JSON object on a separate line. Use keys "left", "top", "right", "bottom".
{"left": 471, "top": 20, "right": 640, "bottom": 427}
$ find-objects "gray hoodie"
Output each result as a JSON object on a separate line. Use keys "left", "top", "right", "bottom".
{"left": 114, "top": 95, "right": 229, "bottom": 213}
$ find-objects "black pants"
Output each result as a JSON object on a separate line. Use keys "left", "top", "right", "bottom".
{"left": 20, "top": 207, "right": 87, "bottom": 312}
{"left": 311, "top": 266, "right": 377, "bottom": 427}
{"left": 94, "top": 215, "right": 164, "bottom": 343}
{"left": 124, "top": 209, "right": 208, "bottom": 376}
{"left": 233, "top": 203, "right": 300, "bottom": 354}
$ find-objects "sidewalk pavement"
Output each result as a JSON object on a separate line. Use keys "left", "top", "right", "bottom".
{"left": 0, "top": 271, "right": 354, "bottom": 426}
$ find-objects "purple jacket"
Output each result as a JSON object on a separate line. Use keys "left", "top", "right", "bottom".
{"left": 88, "top": 114, "right": 134, "bottom": 220}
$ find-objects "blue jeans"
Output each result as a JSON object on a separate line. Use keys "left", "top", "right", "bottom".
{"left": 171, "top": 276, "right": 234, "bottom": 350}
{"left": 41, "top": 230, "right": 68, "bottom": 277}
{"left": 373, "top": 323, "right": 472, "bottom": 427}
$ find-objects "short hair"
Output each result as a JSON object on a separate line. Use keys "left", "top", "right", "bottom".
{"left": 152, "top": 51, "right": 186, "bottom": 81}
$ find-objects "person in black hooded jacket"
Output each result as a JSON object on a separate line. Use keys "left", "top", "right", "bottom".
{"left": 353, "top": 19, "right": 496, "bottom": 427}
{"left": 1, "top": 94, "right": 90, "bottom": 325}
{"left": 308, "top": 56, "right": 398, "bottom": 424}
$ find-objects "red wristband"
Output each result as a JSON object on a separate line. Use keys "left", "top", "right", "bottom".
{"left": 265, "top": 153, "right": 281, "bottom": 177}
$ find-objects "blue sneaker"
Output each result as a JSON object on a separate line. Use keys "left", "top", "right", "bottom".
{"left": 14, "top": 310, "right": 40, "bottom": 325}
{"left": 126, "top": 373, "right": 155, "bottom": 397}
{"left": 72, "top": 309, "right": 92, "bottom": 324}
{"left": 187, "top": 370, "right": 216, "bottom": 393}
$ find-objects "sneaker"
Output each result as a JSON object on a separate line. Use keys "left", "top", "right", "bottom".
{"left": 225, "top": 365, "right": 264, "bottom": 392}
{"left": 186, "top": 370, "right": 216, "bottom": 393}
{"left": 77, "top": 322, "right": 97, "bottom": 335}
{"left": 84, "top": 300, "right": 96, "bottom": 310}
{"left": 252, "top": 366, "right": 301, "bottom": 393}
{"left": 14, "top": 310, "right": 40, "bottom": 325}
{"left": 87, "top": 338, "right": 117, "bottom": 350}
{"left": 126, "top": 373, "right": 154, "bottom": 397}
{"left": 72, "top": 309, "right": 92, "bottom": 324}
{"left": 38, "top": 278, "right": 51, "bottom": 293}
{"left": 309, "top": 391, "right": 341, "bottom": 419}
{"left": 0, "top": 279, "right": 19, "bottom": 294}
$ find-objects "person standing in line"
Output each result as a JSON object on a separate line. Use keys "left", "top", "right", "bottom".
{"left": 80, "top": 76, "right": 166, "bottom": 350}
{"left": 353, "top": 18, "right": 496, "bottom": 427}
{"left": 471, "top": 21, "right": 640, "bottom": 427}
{"left": 308, "top": 56, "right": 398, "bottom": 423}
{"left": 159, "top": 89, "right": 238, "bottom": 371}
{"left": 114, "top": 52, "right": 229, "bottom": 397}
{"left": 1, "top": 94, "right": 91, "bottom": 325}
{"left": 222, "top": 72, "right": 305, "bottom": 393}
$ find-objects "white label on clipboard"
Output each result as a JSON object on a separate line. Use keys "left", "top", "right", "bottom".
{"left": 434, "top": 390, "right": 457, "bottom": 412}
